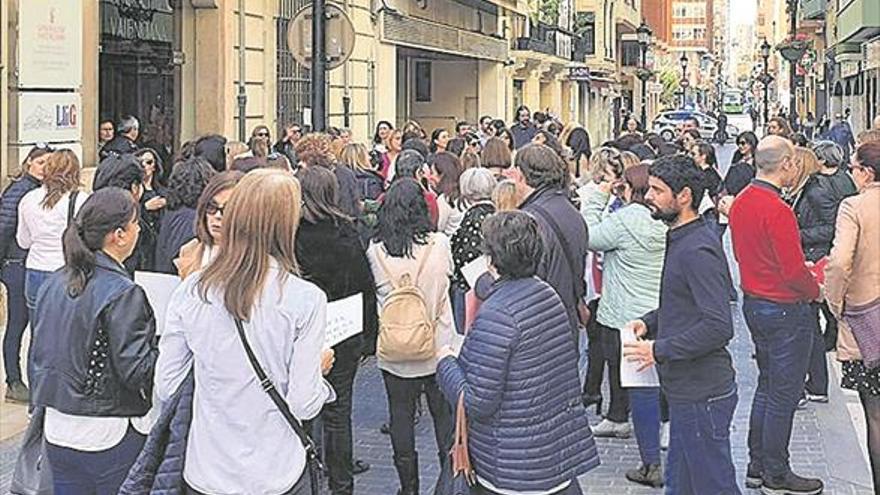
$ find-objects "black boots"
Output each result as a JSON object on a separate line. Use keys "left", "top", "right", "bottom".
{"left": 393, "top": 453, "right": 419, "bottom": 495}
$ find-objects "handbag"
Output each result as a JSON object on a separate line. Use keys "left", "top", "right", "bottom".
{"left": 233, "top": 318, "right": 325, "bottom": 493}
{"left": 10, "top": 407, "right": 53, "bottom": 495}
{"left": 434, "top": 392, "right": 476, "bottom": 495}
{"left": 844, "top": 298, "right": 880, "bottom": 369}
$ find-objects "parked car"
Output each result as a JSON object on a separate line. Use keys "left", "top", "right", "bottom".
{"left": 651, "top": 110, "right": 739, "bottom": 143}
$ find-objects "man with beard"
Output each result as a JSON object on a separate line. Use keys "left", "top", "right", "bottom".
{"left": 623, "top": 154, "right": 739, "bottom": 494}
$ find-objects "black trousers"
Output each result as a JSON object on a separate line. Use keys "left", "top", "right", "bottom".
{"left": 382, "top": 371, "right": 453, "bottom": 466}
{"left": 582, "top": 299, "right": 604, "bottom": 398}
{"left": 321, "top": 336, "right": 362, "bottom": 495}
{"left": 598, "top": 324, "right": 630, "bottom": 423}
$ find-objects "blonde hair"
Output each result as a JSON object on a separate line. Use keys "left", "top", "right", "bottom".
{"left": 225, "top": 141, "right": 249, "bottom": 169}
{"left": 197, "top": 169, "right": 302, "bottom": 320}
{"left": 492, "top": 179, "right": 520, "bottom": 212}
{"left": 858, "top": 129, "right": 880, "bottom": 145}
{"left": 620, "top": 151, "right": 641, "bottom": 171}
{"left": 339, "top": 143, "right": 371, "bottom": 171}
{"left": 789, "top": 147, "right": 822, "bottom": 198}
{"left": 41, "top": 149, "right": 81, "bottom": 209}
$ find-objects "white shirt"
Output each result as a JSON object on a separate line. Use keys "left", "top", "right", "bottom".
{"left": 44, "top": 408, "right": 154, "bottom": 452}
{"left": 17, "top": 188, "right": 89, "bottom": 271}
{"left": 155, "top": 262, "right": 334, "bottom": 495}
{"left": 367, "top": 233, "right": 458, "bottom": 378}
{"left": 437, "top": 195, "right": 465, "bottom": 238}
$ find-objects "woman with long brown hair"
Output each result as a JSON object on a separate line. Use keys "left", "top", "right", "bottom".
{"left": 16, "top": 149, "right": 88, "bottom": 320}
{"left": 156, "top": 169, "right": 333, "bottom": 495}
{"left": 0, "top": 144, "right": 51, "bottom": 402}
{"left": 174, "top": 171, "right": 245, "bottom": 279}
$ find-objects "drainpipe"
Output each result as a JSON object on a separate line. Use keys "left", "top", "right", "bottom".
{"left": 237, "top": 0, "right": 247, "bottom": 141}
{"left": 342, "top": 0, "right": 352, "bottom": 128}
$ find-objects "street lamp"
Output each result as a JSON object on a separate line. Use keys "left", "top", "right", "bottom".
{"left": 636, "top": 20, "right": 652, "bottom": 131}
{"left": 679, "top": 53, "right": 689, "bottom": 109}
{"left": 759, "top": 38, "right": 774, "bottom": 127}
{"left": 779, "top": 0, "right": 803, "bottom": 130}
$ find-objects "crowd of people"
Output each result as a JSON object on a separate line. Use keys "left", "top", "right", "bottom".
{"left": 0, "top": 106, "right": 879, "bottom": 495}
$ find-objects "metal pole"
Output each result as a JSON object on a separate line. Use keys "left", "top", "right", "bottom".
{"left": 311, "top": 0, "right": 327, "bottom": 132}
{"left": 237, "top": 0, "right": 247, "bottom": 142}
{"left": 788, "top": 0, "right": 798, "bottom": 130}
{"left": 640, "top": 45, "right": 647, "bottom": 131}
{"left": 763, "top": 60, "right": 770, "bottom": 128}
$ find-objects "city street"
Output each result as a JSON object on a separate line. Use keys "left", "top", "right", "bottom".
{"left": 0, "top": 133, "right": 873, "bottom": 494}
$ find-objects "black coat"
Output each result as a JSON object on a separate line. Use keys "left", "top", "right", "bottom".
{"left": 154, "top": 207, "right": 198, "bottom": 274}
{"left": 793, "top": 168, "right": 858, "bottom": 262}
{"left": 0, "top": 174, "right": 40, "bottom": 264}
{"left": 30, "top": 252, "right": 158, "bottom": 416}
{"left": 101, "top": 135, "right": 138, "bottom": 160}
{"left": 295, "top": 218, "right": 379, "bottom": 355}
{"left": 723, "top": 161, "right": 756, "bottom": 197}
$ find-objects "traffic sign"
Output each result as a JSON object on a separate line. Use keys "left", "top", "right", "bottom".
{"left": 287, "top": 4, "right": 355, "bottom": 71}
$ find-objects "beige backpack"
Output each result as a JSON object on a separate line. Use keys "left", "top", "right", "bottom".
{"left": 375, "top": 241, "right": 436, "bottom": 363}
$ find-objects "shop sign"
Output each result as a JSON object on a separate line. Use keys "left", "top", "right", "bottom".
{"left": 101, "top": 0, "right": 174, "bottom": 44}
{"left": 16, "top": 92, "right": 83, "bottom": 144}
{"left": 17, "top": 0, "right": 83, "bottom": 89}
{"left": 569, "top": 67, "right": 591, "bottom": 81}
{"left": 840, "top": 60, "right": 861, "bottom": 79}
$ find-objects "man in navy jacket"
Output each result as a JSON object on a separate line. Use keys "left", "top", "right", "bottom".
{"left": 623, "top": 155, "right": 739, "bottom": 494}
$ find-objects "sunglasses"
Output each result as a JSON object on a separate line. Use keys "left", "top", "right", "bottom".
{"left": 206, "top": 202, "right": 225, "bottom": 216}
{"left": 34, "top": 142, "right": 54, "bottom": 151}
{"left": 142, "top": 159, "right": 155, "bottom": 166}
{"left": 256, "top": 132, "right": 269, "bottom": 137}
{"left": 737, "top": 141, "right": 747, "bottom": 146}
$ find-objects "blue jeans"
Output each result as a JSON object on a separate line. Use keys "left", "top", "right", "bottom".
{"left": 45, "top": 426, "right": 145, "bottom": 495}
{"left": 665, "top": 388, "right": 740, "bottom": 495}
{"left": 2, "top": 261, "right": 29, "bottom": 384}
{"left": 630, "top": 387, "right": 661, "bottom": 466}
{"left": 450, "top": 286, "right": 466, "bottom": 335}
{"left": 743, "top": 297, "right": 813, "bottom": 480}
{"left": 24, "top": 268, "right": 52, "bottom": 322}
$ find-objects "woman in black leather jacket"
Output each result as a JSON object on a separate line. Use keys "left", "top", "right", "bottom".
{"left": 29, "top": 187, "right": 159, "bottom": 494}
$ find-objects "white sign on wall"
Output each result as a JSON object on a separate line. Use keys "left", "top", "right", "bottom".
{"left": 18, "top": 0, "right": 83, "bottom": 88}
{"left": 16, "top": 92, "right": 82, "bottom": 144}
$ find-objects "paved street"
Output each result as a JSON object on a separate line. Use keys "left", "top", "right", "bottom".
{"left": 0, "top": 131, "right": 873, "bottom": 494}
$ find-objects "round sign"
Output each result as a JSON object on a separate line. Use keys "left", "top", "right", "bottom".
{"left": 287, "top": 4, "right": 356, "bottom": 71}
{"left": 680, "top": 79, "right": 690, "bottom": 88}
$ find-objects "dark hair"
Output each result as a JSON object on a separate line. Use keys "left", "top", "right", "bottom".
{"left": 515, "top": 144, "right": 568, "bottom": 190}
{"left": 165, "top": 157, "right": 217, "bottom": 210}
{"left": 497, "top": 128, "right": 515, "bottom": 152}
{"left": 430, "top": 128, "right": 448, "bottom": 153}
{"left": 62, "top": 188, "right": 138, "bottom": 296}
{"left": 93, "top": 154, "right": 145, "bottom": 193}
{"left": 481, "top": 211, "right": 543, "bottom": 279}
{"left": 401, "top": 138, "right": 429, "bottom": 160}
{"left": 481, "top": 137, "right": 512, "bottom": 169}
{"left": 446, "top": 138, "right": 466, "bottom": 159}
{"left": 683, "top": 129, "right": 701, "bottom": 141}
{"left": 195, "top": 171, "right": 244, "bottom": 245}
{"left": 648, "top": 154, "right": 705, "bottom": 211}
{"left": 430, "top": 152, "right": 462, "bottom": 203}
{"left": 19, "top": 144, "right": 53, "bottom": 177}
{"left": 491, "top": 119, "right": 507, "bottom": 133}
{"left": 684, "top": 116, "right": 699, "bottom": 128}
{"left": 395, "top": 150, "right": 426, "bottom": 180}
{"left": 375, "top": 178, "right": 433, "bottom": 257}
{"left": 299, "top": 166, "right": 351, "bottom": 225}
{"left": 624, "top": 164, "right": 650, "bottom": 206}
{"left": 737, "top": 131, "right": 759, "bottom": 150}
{"left": 479, "top": 115, "right": 493, "bottom": 126}
{"left": 230, "top": 156, "right": 267, "bottom": 174}
{"left": 615, "top": 133, "right": 645, "bottom": 151}
{"left": 533, "top": 112, "right": 548, "bottom": 125}
{"left": 373, "top": 120, "right": 393, "bottom": 145}
{"left": 194, "top": 134, "right": 228, "bottom": 172}
{"left": 134, "top": 147, "right": 165, "bottom": 186}
{"left": 768, "top": 117, "right": 793, "bottom": 138}
{"left": 855, "top": 141, "right": 880, "bottom": 180}
{"left": 567, "top": 128, "right": 592, "bottom": 164}
{"left": 657, "top": 142, "right": 682, "bottom": 157}
{"left": 645, "top": 133, "right": 664, "bottom": 150}
{"left": 629, "top": 143, "right": 657, "bottom": 161}
{"left": 694, "top": 143, "right": 717, "bottom": 168}
{"left": 536, "top": 130, "right": 566, "bottom": 160}
{"left": 515, "top": 105, "right": 530, "bottom": 119}
{"left": 455, "top": 121, "right": 469, "bottom": 134}
{"left": 792, "top": 133, "right": 809, "bottom": 147}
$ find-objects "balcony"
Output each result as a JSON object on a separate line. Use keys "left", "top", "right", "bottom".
{"left": 800, "top": 0, "right": 827, "bottom": 21}
{"left": 514, "top": 22, "right": 555, "bottom": 56}
{"left": 836, "top": 0, "right": 880, "bottom": 43}
{"left": 615, "top": 0, "right": 640, "bottom": 32}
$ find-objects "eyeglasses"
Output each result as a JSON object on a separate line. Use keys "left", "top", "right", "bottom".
{"left": 256, "top": 132, "right": 269, "bottom": 138}
{"left": 206, "top": 202, "right": 225, "bottom": 216}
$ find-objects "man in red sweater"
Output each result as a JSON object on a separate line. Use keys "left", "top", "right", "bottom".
{"left": 729, "top": 135, "right": 823, "bottom": 495}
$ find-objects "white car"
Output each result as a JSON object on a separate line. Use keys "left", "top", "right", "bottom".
{"left": 652, "top": 111, "right": 739, "bottom": 143}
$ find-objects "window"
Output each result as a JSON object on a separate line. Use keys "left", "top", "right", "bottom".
{"left": 574, "top": 12, "right": 595, "bottom": 56}
{"left": 693, "top": 28, "right": 706, "bottom": 39}
{"left": 415, "top": 61, "right": 431, "bottom": 102}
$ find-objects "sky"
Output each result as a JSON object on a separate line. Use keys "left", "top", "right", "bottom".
{"left": 730, "top": 0, "right": 757, "bottom": 27}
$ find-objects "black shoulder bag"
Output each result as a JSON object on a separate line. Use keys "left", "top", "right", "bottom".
{"left": 67, "top": 191, "right": 79, "bottom": 225}
{"left": 233, "top": 318, "right": 325, "bottom": 493}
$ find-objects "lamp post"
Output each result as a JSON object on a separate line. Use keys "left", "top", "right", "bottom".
{"left": 637, "top": 20, "right": 652, "bottom": 131}
{"left": 778, "top": 0, "right": 803, "bottom": 131}
{"left": 679, "top": 53, "right": 689, "bottom": 109}
{"left": 759, "top": 39, "right": 774, "bottom": 129}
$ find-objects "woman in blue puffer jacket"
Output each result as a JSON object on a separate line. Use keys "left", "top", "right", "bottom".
{"left": 436, "top": 211, "right": 600, "bottom": 495}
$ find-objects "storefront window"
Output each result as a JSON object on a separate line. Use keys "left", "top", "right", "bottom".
{"left": 99, "top": 0, "right": 180, "bottom": 166}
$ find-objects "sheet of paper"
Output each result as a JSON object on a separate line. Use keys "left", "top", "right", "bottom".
{"left": 461, "top": 255, "right": 490, "bottom": 290}
{"left": 325, "top": 293, "right": 364, "bottom": 348}
{"left": 134, "top": 271, "right": 182, "bottom": 336}
{"left": 620, "top": 327, "right": 660, "bottom": 388}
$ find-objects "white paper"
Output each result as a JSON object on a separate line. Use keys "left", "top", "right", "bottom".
{"left": 325, "top": 293, "right": 364, "bottom": 348}
{"left": 620, "top": 327, "right": 660, "bottom": 388}
{"left": 135, "top": 271, "right": 182, "bottom": 336}
{"left": 461, "top": 255, "right": 490, "bottom": 290}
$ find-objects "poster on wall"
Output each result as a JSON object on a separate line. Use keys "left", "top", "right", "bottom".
{"left": 18, "top": 0, "right": 83, "bottom": 89}
{"left": 16, "top": 92, "right": 82, "bottom": 144}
